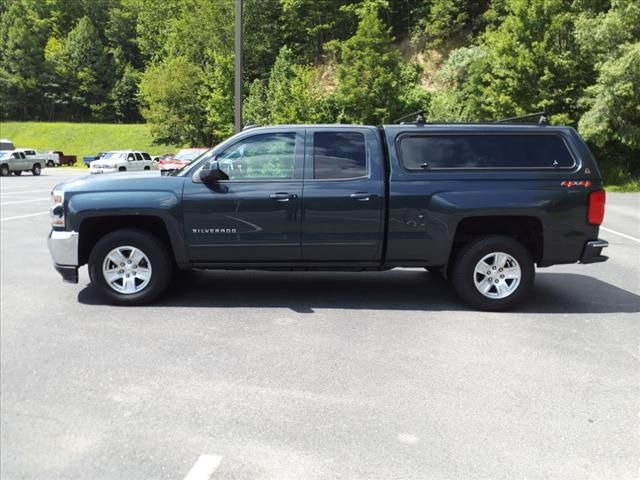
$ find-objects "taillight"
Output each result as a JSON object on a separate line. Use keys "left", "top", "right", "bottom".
{"left": 588, "top": 190, "right": 606, "bottom": 225}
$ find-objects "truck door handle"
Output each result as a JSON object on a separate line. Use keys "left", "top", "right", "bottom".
{"left": 350, "top": 192, "right": 372, "bottom": 201}
{"left": 270, "top": 192, "right": 294, "bottom": 202}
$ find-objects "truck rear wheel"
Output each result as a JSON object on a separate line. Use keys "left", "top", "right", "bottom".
{"left": 32, "top": 164, "right": 41, "bottom": 176}
{"left": 88, "top": 229, "right": 173, "bottom": 306}
{"left": 451, "top": 235, "right": 534, "bottom": 311}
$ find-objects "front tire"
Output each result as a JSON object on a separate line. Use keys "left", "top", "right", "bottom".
{"left": 88, "top": 229, "right": 173, "bottom": 305}
{"left": 451, "top": 235, "right": 534, "bottom": 311}
{"left": 0, "top": 164, "right": 9, "bottom": 176}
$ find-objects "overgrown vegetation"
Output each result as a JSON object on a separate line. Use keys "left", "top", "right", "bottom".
{"left": 0, "top": 0, "right": 638, "bottom": 185}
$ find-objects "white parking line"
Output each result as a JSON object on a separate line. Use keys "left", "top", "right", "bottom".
{"left": 183, "top": 455, "right": 223, "bottom": 480}
{"left": 0, "top": 211, "right": 49, "bottom": 222}
{"left": 0, "top": 189, "right": 52, "bottom": 196}
{"left": 1, "top": 198, "right": 50, "bottom": 206}
{"left": 601, "top": 226, "right": 640, "bottom": 244}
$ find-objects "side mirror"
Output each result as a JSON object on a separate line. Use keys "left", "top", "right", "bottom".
{"left": 197, "top": 159, "right": 229, "bottom": 184}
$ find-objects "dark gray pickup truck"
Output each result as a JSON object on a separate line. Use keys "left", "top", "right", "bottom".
{"left": 48, "top": 122, "right": 608, "bottom": 310}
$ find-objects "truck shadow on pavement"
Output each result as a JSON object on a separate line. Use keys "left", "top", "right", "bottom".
{"left": 77, "top": 270, "right": 640, "bottom": 314}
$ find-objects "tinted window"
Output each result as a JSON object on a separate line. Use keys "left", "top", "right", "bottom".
{"left": 218, "top": 133, "right": 296, "bottom": 180}
{"left": 134, "top": 153, "right": 143, "bottom": 161}
{"left": 141, "top": 152, "right": 151, "bottom": 160}
{"left": 399, "top": 134, "right": 574, "bottom": 169}
{"left": 313, "top": 132, "right": 367, "bottom": 179}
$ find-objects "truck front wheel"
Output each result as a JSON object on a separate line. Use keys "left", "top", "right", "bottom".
{"left": 88, "top": 229, "right": 173, "bottom": 306}
{"left": 451, "top": 235, "right": 534, "bottom": 311}
{"left": 0, "top": 164, "right": 9, "bottom": 176}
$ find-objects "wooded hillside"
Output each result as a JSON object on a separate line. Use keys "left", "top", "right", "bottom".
{"left": 1, "top": 0, "right": 638, "bottom": 181}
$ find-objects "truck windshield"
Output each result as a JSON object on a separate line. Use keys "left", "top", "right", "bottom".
{"left": 103, "top": 152, "right": 126, "bottom": 161}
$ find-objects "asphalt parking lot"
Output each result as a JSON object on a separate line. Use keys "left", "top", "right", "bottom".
{"left": 1, "top": 169, "right": 639, "bottom": 480}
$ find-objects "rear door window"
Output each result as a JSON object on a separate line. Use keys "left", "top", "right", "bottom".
{"left": 313, "top": 132, "right": 367, "bottom": 179}
{"left": 398, "top": 134, "right": 575, "bottom": 170}
{"left": 141, "top": 152, "right": 151, "bottom": 160}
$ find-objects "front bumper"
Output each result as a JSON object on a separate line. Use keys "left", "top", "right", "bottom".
{"left": 580, "top": 239, "right": 609, "bottom": 264}
{"left": 48, "top": 230, "right": 79, "bottom": 283}
{"left": 89, "top": 167, "right": 118, "bottom": 174}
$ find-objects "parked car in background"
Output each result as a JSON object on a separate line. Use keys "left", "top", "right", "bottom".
{"left": 157, "top": 148, "right": 209, "bottom": 176}
{"left": 51, "top": 151, "right": 77, "bottom": 166}
{"left": 0, "top": 139, "right": 15, "bottom": 151}
{"left": 16, "top": 148, "right": 60, "bottom": 167}
{"left": 89, "top": 150, "right": 155, "bottom": 174}
{"left": 0, "top": 150, "right": 42, "bottom": 176}
{"left": 83, "top": 152, "right": 106, "bottom": 168}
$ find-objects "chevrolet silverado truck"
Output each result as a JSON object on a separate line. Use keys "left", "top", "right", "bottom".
{"left": 47, "top": 122, "right": 608, "bottom": 310}
{"left": 16, "top": 148, "right": 60, "bottom": 167}
{"left": 0, "top": 150, "right": 42, "bottom": 176}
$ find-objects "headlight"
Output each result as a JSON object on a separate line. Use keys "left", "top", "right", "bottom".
{"left": 50, "top": 189, "right": 65, "bottom": 227}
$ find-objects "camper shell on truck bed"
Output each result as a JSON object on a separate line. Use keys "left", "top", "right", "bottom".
{"left": 47, "top": 121, "right": 608, "bottom": 310}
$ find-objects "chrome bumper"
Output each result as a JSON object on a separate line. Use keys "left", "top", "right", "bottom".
{"left": 580, "top": 239, "right": 609, "bottom": 264}
{"left": 48, "top": 230, "right": 79, "bottom": 266}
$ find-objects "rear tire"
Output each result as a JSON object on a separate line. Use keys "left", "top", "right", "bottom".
{"left": 32, "top": 164, "right": 41, "bottom": 176}
{"left": 118, "top": 167, "right": 126, "bottom": 172}
{"left": 88, "top": 229, "right": 173, "bottom": 306}
{"left": 451, "top": 235, "right": 534, "bottom": 311}
{"left": 47, "top": 160, "right": 54, "bottom": 167}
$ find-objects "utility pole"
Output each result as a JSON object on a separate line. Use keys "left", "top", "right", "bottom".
{"left": 234, "top": 0, "right": 243, "bottom": 133}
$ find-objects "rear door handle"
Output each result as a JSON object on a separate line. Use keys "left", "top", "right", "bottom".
{"left": 270, "top": 192, "right": 294, "bottom": 202}
{"left": 350, "top": 192, "right": 372, "bottom": 201}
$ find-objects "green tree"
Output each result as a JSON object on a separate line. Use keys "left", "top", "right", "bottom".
{"left": 49, "top": 16, "right": 113, "bottom": 120}
{"left": 333, "top": 1, "right": 404, "bottom": 124}
{"left": 109, "top": 63, "right": 141, "bottom": 123}
{"left": 139, "top": 56, "right": 208, "bottom": 145}
{"left": 0, "top": 0, "right": 48, "bottom": 119}
{"left": 203, "top": 53, "right": 235, "bottom": 143}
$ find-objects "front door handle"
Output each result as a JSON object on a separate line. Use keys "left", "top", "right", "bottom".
{"left": 350, "top": 192, "right": 372, "bottom": 201}
{"left": 270, "top": 192, "right": 294, "bottom": 202}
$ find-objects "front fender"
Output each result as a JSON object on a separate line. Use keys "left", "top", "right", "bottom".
{"left": 66, "top": 190, "right": 189, "bottom": 267}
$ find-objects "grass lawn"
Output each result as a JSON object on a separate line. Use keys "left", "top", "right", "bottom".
{"left": 0, "top": 122, "right": 181, "bottom": 166}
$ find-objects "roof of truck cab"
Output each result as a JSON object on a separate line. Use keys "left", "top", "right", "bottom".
{"left": 240, "top": 123, "right": 576, "bottom": 133}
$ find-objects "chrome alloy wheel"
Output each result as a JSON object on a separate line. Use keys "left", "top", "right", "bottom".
{"left": 473, "top": 251, "right": 521, "bottom": 299}
{"left": 102, "top": 246, "right": 152, "bottom": 294}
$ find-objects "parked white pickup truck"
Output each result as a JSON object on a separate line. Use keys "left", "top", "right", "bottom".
{"left": 89, "top": 150, "right": 155, "bottom": 174}
{"left": 15, "top": 148, "right": 60, "bottom": 167}
{"left": 0, "top": 150, "right": 43, "bottom": 176}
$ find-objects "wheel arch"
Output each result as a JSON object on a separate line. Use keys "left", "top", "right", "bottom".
{"left": 78, "top": 215, "right": 189, "bottom": 268}
{"left": 449, "top": 215, "right": 544, "bottom": 267}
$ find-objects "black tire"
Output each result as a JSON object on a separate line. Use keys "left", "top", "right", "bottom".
{"left": 88, "top": 229, "right": 173, "bottom": 306}
{"left": 144, "top": 166, "right": 150, "bottom": 170}
{"left": 118, "top": 167, "right": 126, "bottom": 172}
{"left": 32, "top": 163, "right": 41, "bottom": 176}
{"left": 451, "top": 235, "right": 534, "bottom": 311}
{"left": 13, "top": 170, "right": 22, "bottom": 176}
{"left": 0, "top": 164, "right": 9, "bottom": 176}
{"left": 47, "top": 160, "right": 54, "bottom": 167}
